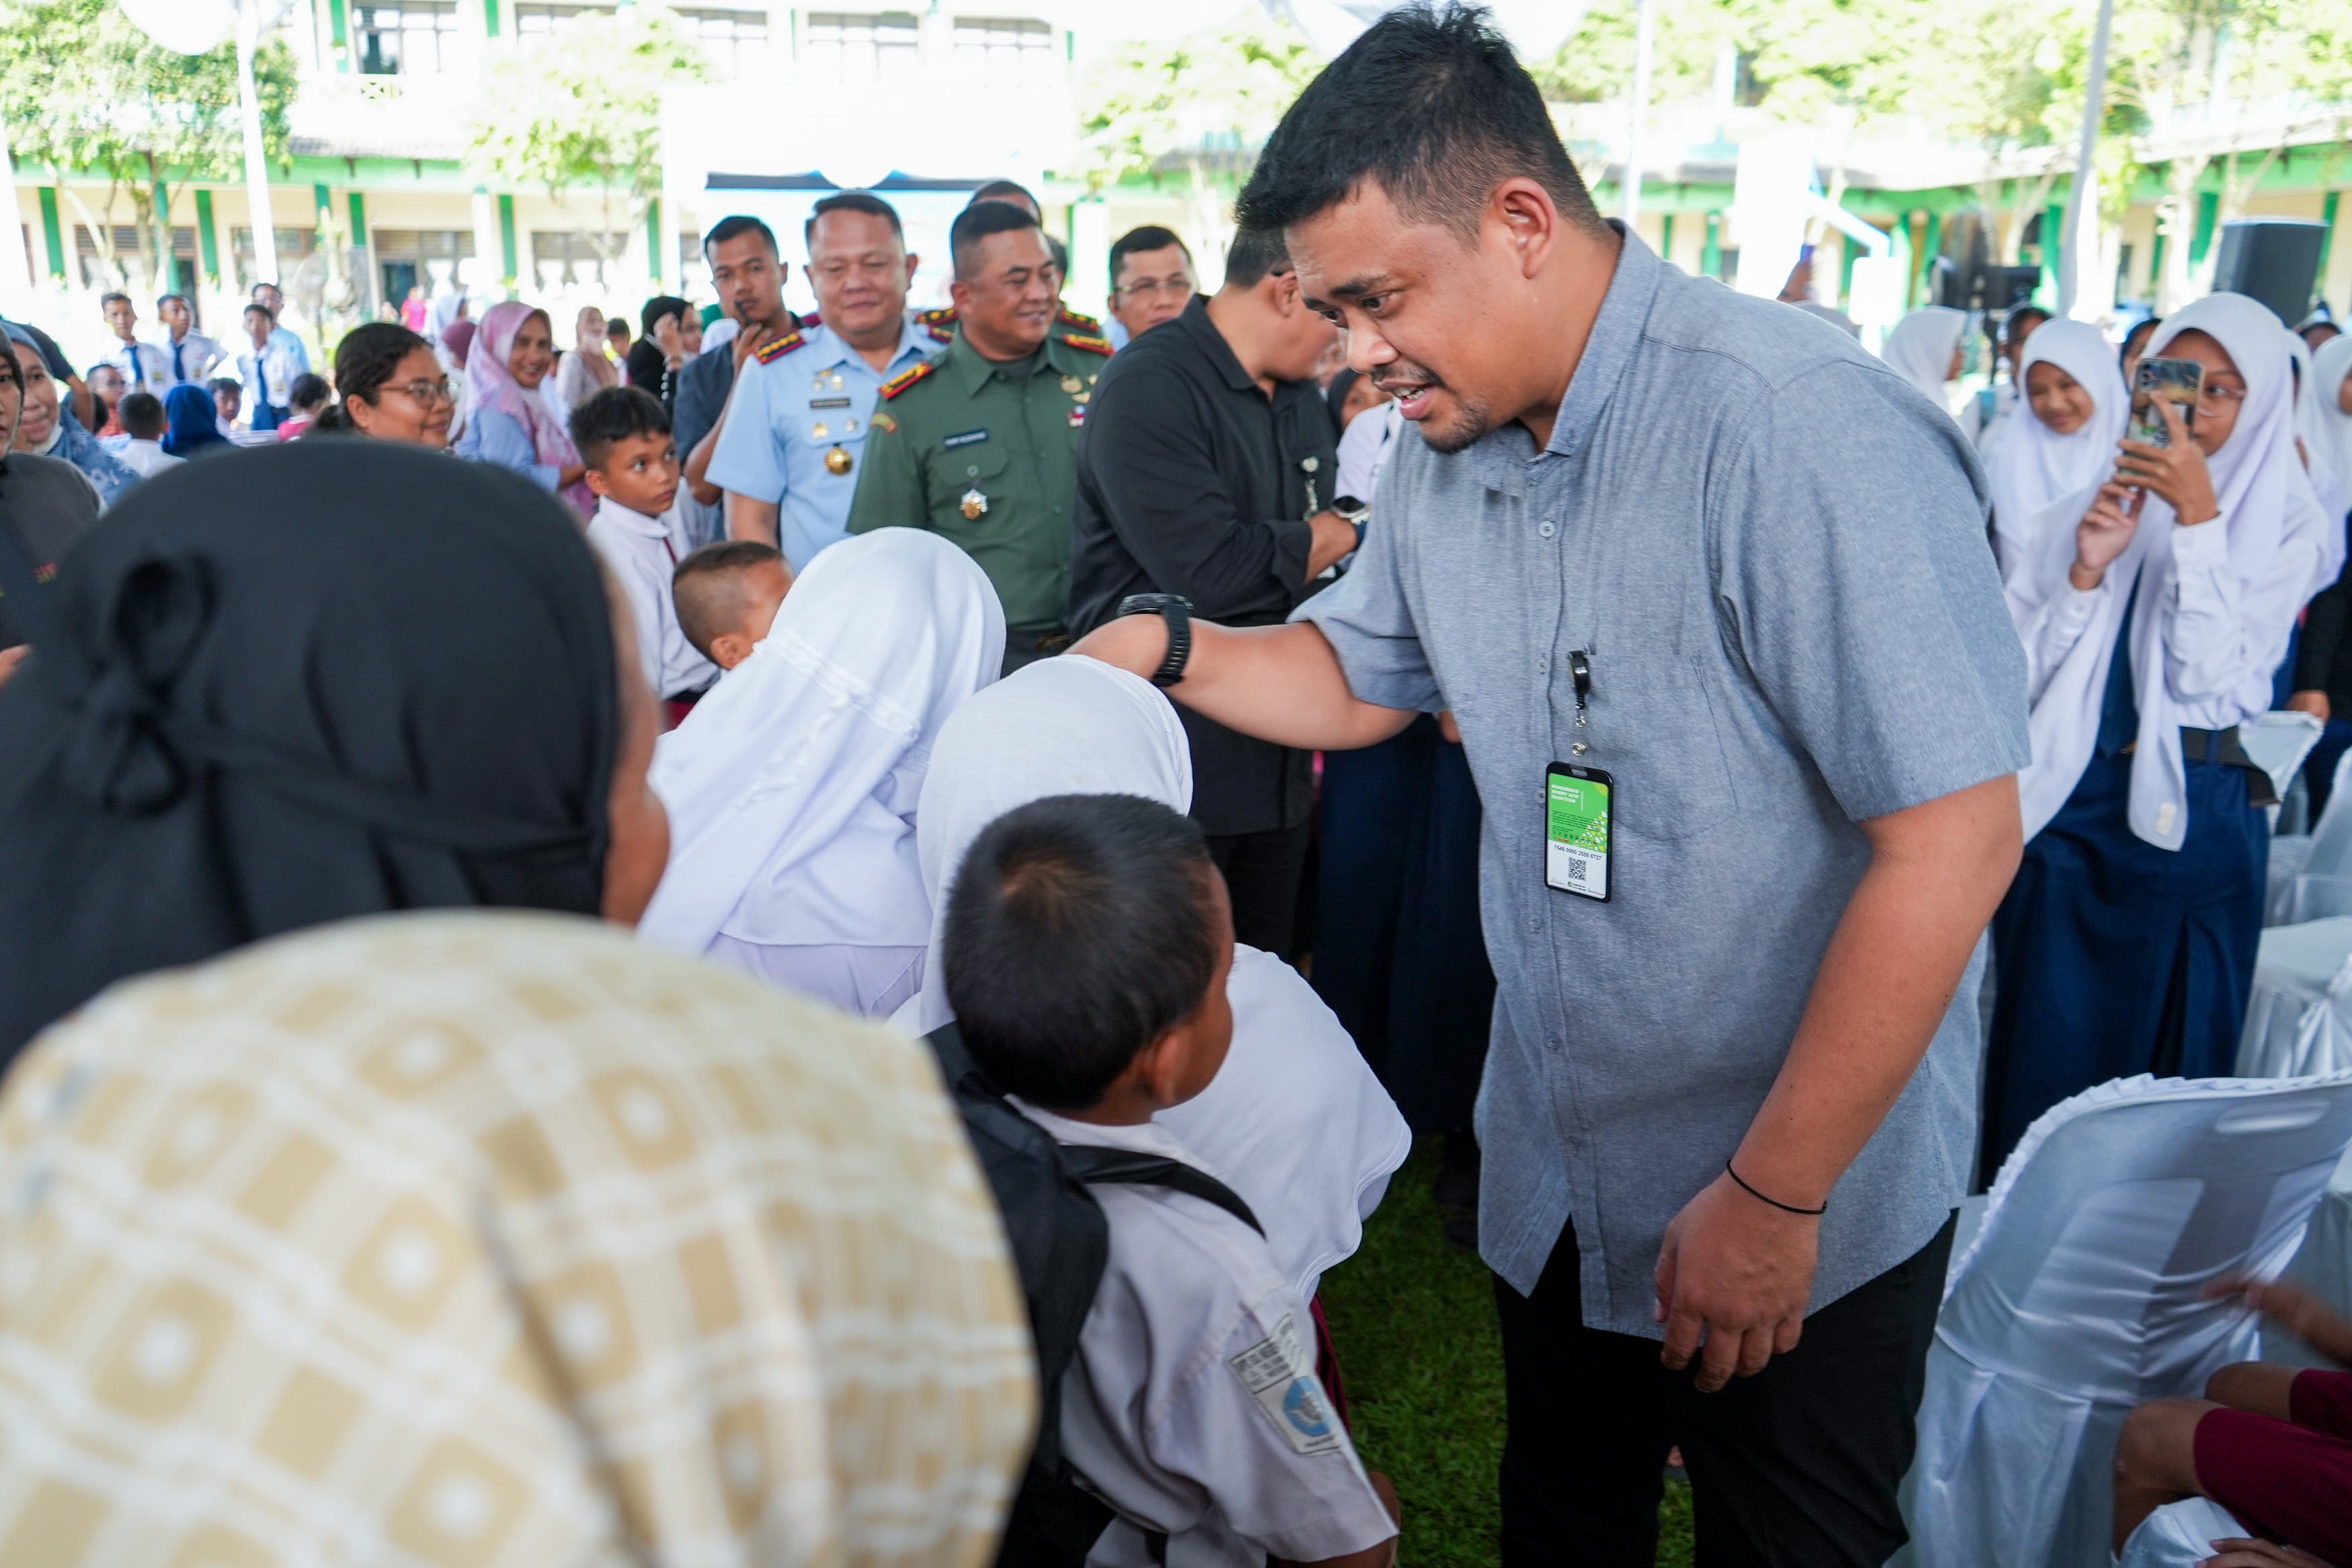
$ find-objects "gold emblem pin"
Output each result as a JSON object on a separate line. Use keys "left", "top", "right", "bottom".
{"left": 826, "top": 445, "right": 853, "bottom": 475}
{"left": 812, "top": 422, "right": 829, "bottom": 439}
{"left": 1061, "top": 375, "right": 1083, "bottom": 394}
{"left": 961, "top": 487, "right": 989, "bottom": 520}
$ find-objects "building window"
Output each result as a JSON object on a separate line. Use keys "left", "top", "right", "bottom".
{"left": 75, "top": 224, "right": 198, "bottom": 291}
{"left": 1732, "top": 50, "right": 1767, "bottom": 108}
{"left": 515, "top": 1, "right": 614, "bottom": 42}
{"left": 952, "top": 16, "right": 1053, "bottom": 89}
{"left": 530, "top": 230, "right": 628, "bottom": 288}
{"left": 680, "top": 6, "right": 769, "bottom": 77}
{"left": 355, "top": 1, "right": 460, "bottom": 74}
{"left": 230, "top": 227, "right": 321, "bottom": 293}
{"left": 375, "top": 228, "right": 477, "bottom": 307}
{"left": 803, "top": 11, "right": 920, "bottom": 87}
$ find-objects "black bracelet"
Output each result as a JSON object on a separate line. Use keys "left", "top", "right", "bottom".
{"left": 1725, "top": 1161, "right": 1826, "bottom": 1216}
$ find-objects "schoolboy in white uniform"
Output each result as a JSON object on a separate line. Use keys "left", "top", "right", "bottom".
{"left": 571, "top": 385, "right": 718, "bottom": 709}
{"left": 942, "top": 791, "right": 1402, "bottom": 1568}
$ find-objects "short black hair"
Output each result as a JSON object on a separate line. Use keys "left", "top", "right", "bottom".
{"left": 1223, "top": 227, "right": 1292, "bottom": 289}
{"left": 569, "top": 385, "right": 671, "bottom": 471}
{"left": 116, "top": 390, "right": 165, "bottom": 439}
{"left": 156, "top": 292, "right": 189, "bottom": 311}
{"left": 943, "top": 794, "right": 1224, "bottom": 1112}
{"left": 334, "top": 322, "right": 432, "bottom": 407}
{"left": 251, "top": 281, "right": 281, "bottom": 299}
{"left": 244, "top": 301, "right": 275, "bottom": 322}
{"left": 2120, "top": 316, "right": 2161, "bottom": 368}
{"left": 604, "top": 315, "right": 631, "bottom": 340}
{"left": 1109, "top": 226, "right": 1189, "bottom": 290}
{"left": 1235, "top": 2, "right": 1606, "bottom": 246}
{"left": 950, "top": 199, "right": 1046, "bottom": 283}
{"left": 703, "top": 214, "right": 779, "bottom": 256}
{"left": 99, "top": 291, "right": 131, "bottom": 311}
{"left": 969, "top": 179, "right": 1038, "bottom": 212}
{"left": 287, "top": 373, "right": 331, "bottom": 413}
{"left": 806, "top": 191, "right": 905, "bottom": 244}
{"left": 672, "top": 538, "right": 784, "bottom": 658}
{"left": 208, "top": 377, "right": 241, "bottom": 397}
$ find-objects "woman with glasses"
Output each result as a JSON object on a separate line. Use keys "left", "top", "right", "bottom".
{"left": 318, "top": 323, "right": 456, "bottom": 448}
{"left": 1984, "top": 294, "right": 2337, "bottom": 1180}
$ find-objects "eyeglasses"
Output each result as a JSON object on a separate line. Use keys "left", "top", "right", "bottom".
{"left": 2195, "top": 383, "right": 2247, "bottom": 411}
{"left": 393, "top": 379, "right": 459, "bottom": 405}
{"left": 1116, "top": 275, "right": 1195, "bottom": 300}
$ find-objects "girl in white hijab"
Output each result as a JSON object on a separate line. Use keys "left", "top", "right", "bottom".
{"left": 2290, "top": 328, "right": 2349, "bottom": 537}
{"left": 1988, "top": 318, "right": 2129, "bottom": 581}
{"left": 900, "top": 655, "right": 1410, "bottom": 1307}
{"left": 637, "top": 529, "right": 1005, "bottom": 1016}
{"left": 1878, "top": 305, "right": 1968, "bottom": 414}
{"left": 1984, "top": 292, "right": 2332, "bottom": 1179}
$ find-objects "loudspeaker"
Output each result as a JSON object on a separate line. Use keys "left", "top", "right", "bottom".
{"left": 2211, "top": 219, "right": 2326, "bottom": 327}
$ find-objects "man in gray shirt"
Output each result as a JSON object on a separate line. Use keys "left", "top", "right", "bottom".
{"left": 1072, "top": 8, "right": 2028, "bottom": 1564}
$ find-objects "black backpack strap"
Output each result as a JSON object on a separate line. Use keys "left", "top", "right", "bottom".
{"left": 1058, "top": 1143, "right": 1264, "bottom": 1237}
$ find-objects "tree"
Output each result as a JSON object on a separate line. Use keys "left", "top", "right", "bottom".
{"left": 464, "top": 2, "right": 709, "bottom": 279}
{"left": 0, "top": 0, "right": 295, "bottom": 295}
{"left": 1076, "top": 19, "right": 1324, "bottom": 272}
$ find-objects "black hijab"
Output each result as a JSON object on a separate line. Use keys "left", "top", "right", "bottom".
{"left": 626, "top": 295, "right": 689, "bottom": 405}
{"left": 0, "top": 440, "right": 620, "bottom": 1062}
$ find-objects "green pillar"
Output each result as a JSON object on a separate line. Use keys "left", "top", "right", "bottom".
{"left": 37, "top": 187, "right": 64, "bottom": 279}
{"left": 2041, "top": 200, "right": 2065, "bottom": 307}
{"left": 2149, "top": 230, "right": 2166, "bottom": 296}
{"left": 1889, "top": 209, "right": 1916, "bottom": 310}
{"left": 2321, "top": 190, "right": 2340, "bottom": 279}
{"left": 646, "top": 197, "right": 663, "bottom": 285}
{"left": 195, "top": 189, "right": 221, "bottom": 281}
{"left": 2190, "top": 189, "right": 2220, "bottom": 267}
{"left": 1700, "top": 210, "right": 1722, "bottom": 278}
{"left": 348, "top": 190, "right": 366, "bottom": 248}
{"left": 498, "top": 193, "right": 518, "bottom": 293}
{"left": 483, "top": 0, "right": 500, "bottom": 35}
{"left": 1920, "top": 210, "right": 1942, "bottom": 307}
{"left": 313, "top": 182, "right": 333, "bottom": 246}
{"left": 1658, "top": 212, "right": 1675, "bottom": 268}
{"left": 328, "top": 0, "right": 350, "bottom": 68}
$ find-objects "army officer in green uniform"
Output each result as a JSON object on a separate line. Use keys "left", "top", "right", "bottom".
{"left": 846, "top": 199, "right": 1111, "bottom": 675}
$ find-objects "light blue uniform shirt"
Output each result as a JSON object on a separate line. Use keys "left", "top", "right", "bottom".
{"left": 1296, "top": 226, "right": 2030, "bottom": 1334}
{"left": 456, "top": 407, "right": 559, "bottom": 492}
{"left": 705, "top": 320, "right": 940, "bottom": 571}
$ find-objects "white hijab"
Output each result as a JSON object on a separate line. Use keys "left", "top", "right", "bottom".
{"left": 2291, "top": 329, "right": 2348, "bottom": 560}
{"left": 899, "top": 657, "right": 1410, "bottom": 1302}
{"left": 638, "top": 528, "right": 1006, "bottom": 957}
{"left": 1989, "top": 319, "right": 2128, "bottom": 579}
{"left": 2310, "top": 334, "right": 2352, "bottom": 512}
{"left": 1880, "top": 307, "right": 1967, "bottom": 409}
{"left": 2012, "top": 292, "right": 2331, "bottom": 848}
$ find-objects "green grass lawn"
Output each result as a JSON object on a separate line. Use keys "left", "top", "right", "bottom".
{"left": 1318, "top": 1140, "right": 1696, "bottom": 1566}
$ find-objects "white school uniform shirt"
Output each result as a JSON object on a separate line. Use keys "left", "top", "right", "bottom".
{"left": 1334, "top": 399, "right": 1400, "bottom": 507}
{"left": 585, "top": 494, "right": 719, "bottom": 701}
{"left": 638, "top": 530, "right": 1005, "bottom": 1018}
{"left": 899, "top": 657, "right": 1412, "bottom": 1303}
{"left": 158, "top": 330, "right": 224, "bottom": 387}
{"left": 2006, "top": 293, "right": 2333, "bottom": 849}
{"left": 1014, "top": 1106, "right": 1398, "bottom": 1568}
{"left": 104, "top": 338, "right": 171, "bottom": 397}
{"left": 107, "top": 438, "right": 181, "bottom": 479}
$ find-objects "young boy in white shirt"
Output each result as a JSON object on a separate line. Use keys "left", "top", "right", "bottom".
{"left": 572, "top": 387, "right": 719, "bottom": 720}
{"left": 942, "top": 793, "right": 1402, "bottom": 1568}
{"left": 670, "top": 538, "right": 791, "bottom": 673}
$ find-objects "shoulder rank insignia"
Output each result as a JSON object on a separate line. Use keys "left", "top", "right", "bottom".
{"left": 873, "top": 411, "right": 897, "bottom": 434}
{"left": 925, "top": 322, "right": 954, "bottom": 344}
{"left": 751, "top": 328, "right": 806, "bottom": 364}
{"left": 917, "top": 305, "right": 958, "bottom": 328}
{"left": 1060, "top": 331, "right": 1114, "bottom": 357}
{"left": 800, "top": 313, "right": 821, "bottom": 330}
{"left": 1055, "top": 305, "right": 1104, "bottom": 336}
{"left": 879, "top": 359, "right": 938, "bottom": 401}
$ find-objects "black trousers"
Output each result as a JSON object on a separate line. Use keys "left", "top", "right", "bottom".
{"left": 1204, "top": 820, "right": 1313, "bottom": 958}
{"left": 1493, "top": 1214, "right": 1954, "bottom": 1568}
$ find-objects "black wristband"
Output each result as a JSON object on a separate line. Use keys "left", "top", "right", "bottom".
{"left": 1724, "top": 1161, "right": 1827, "bottom": 1216}
{"left": 1115, "top": 593, "right": 1192, "bottom": 688}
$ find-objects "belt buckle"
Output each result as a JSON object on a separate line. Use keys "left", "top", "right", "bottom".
{"left": 1036, "top": 632, "right": 1071, "bottom": 654}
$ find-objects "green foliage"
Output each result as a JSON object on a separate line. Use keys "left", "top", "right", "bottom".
{"left": 0, "top": 0, "right": 296, "bottom": 179}
{"left": 1075, "top": 18, "right": 1324, "bottom": 193}
{"left": 1534, "top": 0, "right": 1741, "bottom": 107}
{"left": 464, "top": 0, "right": 708, "bottom": 248}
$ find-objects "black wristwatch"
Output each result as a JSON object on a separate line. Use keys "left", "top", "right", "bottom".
{"left": 1116, "top": 593, "right": 1193, "bottom": 687}
{"left": 1331, "top": 493, "right": 1370, "bottom": 552}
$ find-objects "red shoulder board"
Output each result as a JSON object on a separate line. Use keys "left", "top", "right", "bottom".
{"left": 917, "top": 305, "right": 958, "bottom": 327}
{"left": 800, "top": 313, "right": 820, "bottom": 330}
{"left": 879, "top": 358, "right": 938, "bottom": 401}
{"left": 1056, "top": 306, "right": 1104, "bottom": 335}
{"left": 751, "top": 328, "right": 805, "bottom": 364}
{"left": 1060, "top": 331, "right": 1114, "bottom": 357}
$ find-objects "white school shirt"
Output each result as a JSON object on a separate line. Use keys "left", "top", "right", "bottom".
{"left": 159, "top": 330, "right": 224, "bottom": 387}
{"left": 104, "top": 339, "right": 171, "bottom": 397}
{"left": 585, "top": 495, "right": 719, "bottom": 700}
{"left": 1013, "top": 1106, "right": 1398, "bottom": 1568}
{"left": 107, "top": 438, "right": 181, "bottom": 479}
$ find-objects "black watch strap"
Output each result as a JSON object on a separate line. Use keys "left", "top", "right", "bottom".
{"left": 1116, "top": 593, "right": 1192, "bottom": 687}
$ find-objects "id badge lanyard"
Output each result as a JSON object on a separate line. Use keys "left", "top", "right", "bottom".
{"left": 1546, "top": 649, "right": 1613, "bottom": 901}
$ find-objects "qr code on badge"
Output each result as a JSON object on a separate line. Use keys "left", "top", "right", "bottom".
{"left": 1566, "top": 856, "right": 1589, "bottom": 881}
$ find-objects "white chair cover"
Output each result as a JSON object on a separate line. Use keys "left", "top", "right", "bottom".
{"left": 2271, "top": 749, "right": 2352, "bottom": 924}
{"left": 2245, "top": 710, "right": 2325, "bottom": 805}
{"left": 2261, "top": 1149, "right": 2352, "bottom": 1369}
{"left": 2118, "top": 1498, "right": 2253, "bottom": 1568}
{"left": 1898, "top": 1073, "right": 2352, "bottom": 1568}
{"left": 2239, "top": 917, "right": 2352, "bottom": 1079}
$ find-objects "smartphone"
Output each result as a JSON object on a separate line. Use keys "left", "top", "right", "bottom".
{"left": 1545, "top": 763, "right": 1613, "bottom": 902}
{"left": 2130, "top": 357, "right": 2203, "bottom": 448}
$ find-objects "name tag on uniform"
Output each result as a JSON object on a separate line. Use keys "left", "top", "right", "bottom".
{"left": 809, "top": 396, "right": 851, "bottom": 409}
{"left": 1229, "top": 1314, "right": 1341, "bottom": 1457}
{"left": 1545, "top": 763, "right": 1612, "bottom": 901}
{"left": 942, "top": 428, "right": 989, "bottom": 449}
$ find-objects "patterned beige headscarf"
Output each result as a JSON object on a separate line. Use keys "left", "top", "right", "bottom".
{"left": 0, "top": 911, "right": 1035, "bottom": 1567}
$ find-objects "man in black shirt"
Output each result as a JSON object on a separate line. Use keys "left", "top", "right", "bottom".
{"left": 1069, "top": 227, "right": 1361, "bottom": 955}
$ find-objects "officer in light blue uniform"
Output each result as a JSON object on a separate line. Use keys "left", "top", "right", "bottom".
{"left": 705, "top": 315, "right": 946, "bottom": 571}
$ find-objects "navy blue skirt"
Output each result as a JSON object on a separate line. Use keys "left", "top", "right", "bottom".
{"left": 1313, "top": 716, "right": 1496, "bottom": 1135}
{"left": 1982, "top": 750, "right": 2268, "bottom": 1181}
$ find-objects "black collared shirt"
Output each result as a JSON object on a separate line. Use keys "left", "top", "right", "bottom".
{"left": 1069, "top": 296, "right": 1338, "bottom": 836}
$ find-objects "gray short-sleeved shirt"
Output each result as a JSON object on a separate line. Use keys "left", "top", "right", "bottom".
{"left": 1297, "top": 228, "right": 2030, "bottom": 1334}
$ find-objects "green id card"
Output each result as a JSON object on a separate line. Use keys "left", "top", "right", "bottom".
{"left": 1546, "top": 764, "right": 1612, "bottom": 901}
